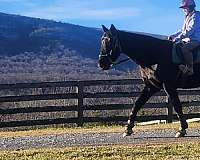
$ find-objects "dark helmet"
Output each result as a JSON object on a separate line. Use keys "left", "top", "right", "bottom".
{"left": 179, "top": 0, "right": 196, "bottom": 8}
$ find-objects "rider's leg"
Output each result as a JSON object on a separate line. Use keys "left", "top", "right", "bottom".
{"left": 180, "top": 41, "right": 200, "bottom": 75}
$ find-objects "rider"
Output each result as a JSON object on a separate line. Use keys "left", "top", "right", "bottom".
{"left": 169, "top": 0, "right": 200, "bottom": 75}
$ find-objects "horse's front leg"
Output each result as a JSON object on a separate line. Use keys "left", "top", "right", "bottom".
{"left": 123, "top": 84, "right": 160, "bottom": 137}
{"left": 163, "top": 83, "right": 188, "bottom": 138}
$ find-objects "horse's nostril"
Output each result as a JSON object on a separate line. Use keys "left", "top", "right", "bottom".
{"left": 98, "top": 62, "right": 104, "bottom": 69}
{"left": 98, "top": 63, "right": 102, "bottom": 68}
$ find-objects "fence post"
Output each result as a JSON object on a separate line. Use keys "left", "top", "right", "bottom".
{"left": 166, "top": 97, "right": 173, "bottom": 123}
{"left": 77, "top": 81, "right": 84, "bottom": 127}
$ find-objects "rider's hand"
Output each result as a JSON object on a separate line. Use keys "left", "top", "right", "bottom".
{"left": 168, "top": 36, "right": 173, "bottom": 41}
{"left": 173, "top": 37, "right": 181, "bottom": 42}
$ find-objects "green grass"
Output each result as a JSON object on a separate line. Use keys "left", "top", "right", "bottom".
{"left": 0, "top": 143, "right": 200, "bottom": 160}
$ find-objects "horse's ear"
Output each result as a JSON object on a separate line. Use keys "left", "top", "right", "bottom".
{"left": 102, "top": 25, "right": 109, "bottom": 32}
{"left": 110, "top": 24, "right": 117, "bottom": 35}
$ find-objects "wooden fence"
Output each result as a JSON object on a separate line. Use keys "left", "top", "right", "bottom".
{"left": 0, "top": 79, "right": 200, "bottom": 128}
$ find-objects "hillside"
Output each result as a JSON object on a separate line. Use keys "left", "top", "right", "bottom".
{"left": 0, "top": 12, "right": 168, "bottom": 83}
{"left": 0, "top": 51, "right": 140, "bottom": 83}
{"left": 0, "top": 12, "right": 140, "bottom": 83}
{"left": 0, "top": 12, "right": 167, "bottom": 58}
{"left": 0, "top": 12, "right": 101, "bottom": 58}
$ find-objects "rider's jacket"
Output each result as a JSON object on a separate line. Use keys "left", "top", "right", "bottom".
{"left": 172, "top": 11, "right": 200, "bottom": 42}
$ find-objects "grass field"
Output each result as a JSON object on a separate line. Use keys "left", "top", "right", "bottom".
{"left": 0, "top": 143, "right": 199, "bottom": 160}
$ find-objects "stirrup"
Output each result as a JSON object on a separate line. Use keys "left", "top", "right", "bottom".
{"left": 179, "top": 65, "right": 194, "bottom": 75}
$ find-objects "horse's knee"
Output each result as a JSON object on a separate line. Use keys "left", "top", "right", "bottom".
{"left": 133, "top": 87, "right": 153, "bottom": 110}
{"left": 130, "top": 85, "right": 159, "bottom": 116}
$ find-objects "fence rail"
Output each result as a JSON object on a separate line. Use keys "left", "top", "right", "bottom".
{"left": 0, "top": 79, "right": 200, "bottom": 128}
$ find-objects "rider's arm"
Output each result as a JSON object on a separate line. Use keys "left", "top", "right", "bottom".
{"left": 181, "top": 12, "right": 200, "bottom": 38}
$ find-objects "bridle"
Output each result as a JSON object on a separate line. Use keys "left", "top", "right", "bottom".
{"left": 99, "top": 32, "right": 130, "bottom": 67}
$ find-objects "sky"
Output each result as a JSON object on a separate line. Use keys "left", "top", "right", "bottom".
{"left": 0, "top": 0, "right": 200, "bottom": 35}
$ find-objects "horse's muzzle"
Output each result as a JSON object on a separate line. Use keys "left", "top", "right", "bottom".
{"left": 98, "top": 63, "right": 110, "bottom": 70}
{"left": 98, "top": 57, "right": 112, "bottom": 70}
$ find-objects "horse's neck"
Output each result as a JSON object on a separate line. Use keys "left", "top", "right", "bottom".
{"left": 119, "top": 31, "right": 172, "bottom": 66}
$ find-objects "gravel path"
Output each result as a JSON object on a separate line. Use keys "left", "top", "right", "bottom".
{"left": 0, "top": 128, "right": 200, "bottom": 150}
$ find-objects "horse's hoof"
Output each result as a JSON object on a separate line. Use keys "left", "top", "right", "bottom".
{"left": 122, "top": 128, "right": 133, "bottom": 137}
{"left": 175, "top": 129, "right": 187, "bottom": 138}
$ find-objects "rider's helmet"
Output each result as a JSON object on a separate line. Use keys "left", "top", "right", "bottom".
{"left": 179, "top": 0, "right": 196, "bottom": 8}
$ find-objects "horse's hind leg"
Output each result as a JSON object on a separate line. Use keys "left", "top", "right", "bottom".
{"left": 123, "top": 84, "right": 160, "bottom": 137}
{"left": 163, "top": 83, "right": 188, "bottom": 138}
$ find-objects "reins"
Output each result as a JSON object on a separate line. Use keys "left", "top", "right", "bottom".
{"left": 110, "top": 57, "right": 131, "bottom": 67}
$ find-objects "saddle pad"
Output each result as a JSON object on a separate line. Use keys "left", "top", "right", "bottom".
{"left": 172, "top": 43, "right": 200, "bottom": 64}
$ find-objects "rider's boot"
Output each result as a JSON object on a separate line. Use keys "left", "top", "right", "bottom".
{"left": 179, "top": 48, "right": 194, "bottom": 76}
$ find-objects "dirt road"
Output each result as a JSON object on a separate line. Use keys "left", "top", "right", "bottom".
{"left": 0, "top": 128, "right": 199, "bottom": 150}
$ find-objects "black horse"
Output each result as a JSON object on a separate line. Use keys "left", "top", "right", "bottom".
{"left": 98, "top": 24, "right": 200, "bottom": 138}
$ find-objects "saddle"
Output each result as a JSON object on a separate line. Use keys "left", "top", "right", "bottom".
{"left": 172, "top": 42, "right": 200, "bottom": 64}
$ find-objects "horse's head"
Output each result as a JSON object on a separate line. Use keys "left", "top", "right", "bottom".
{"left": 98, "top": 24, "right": 122, "bottom": 70}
